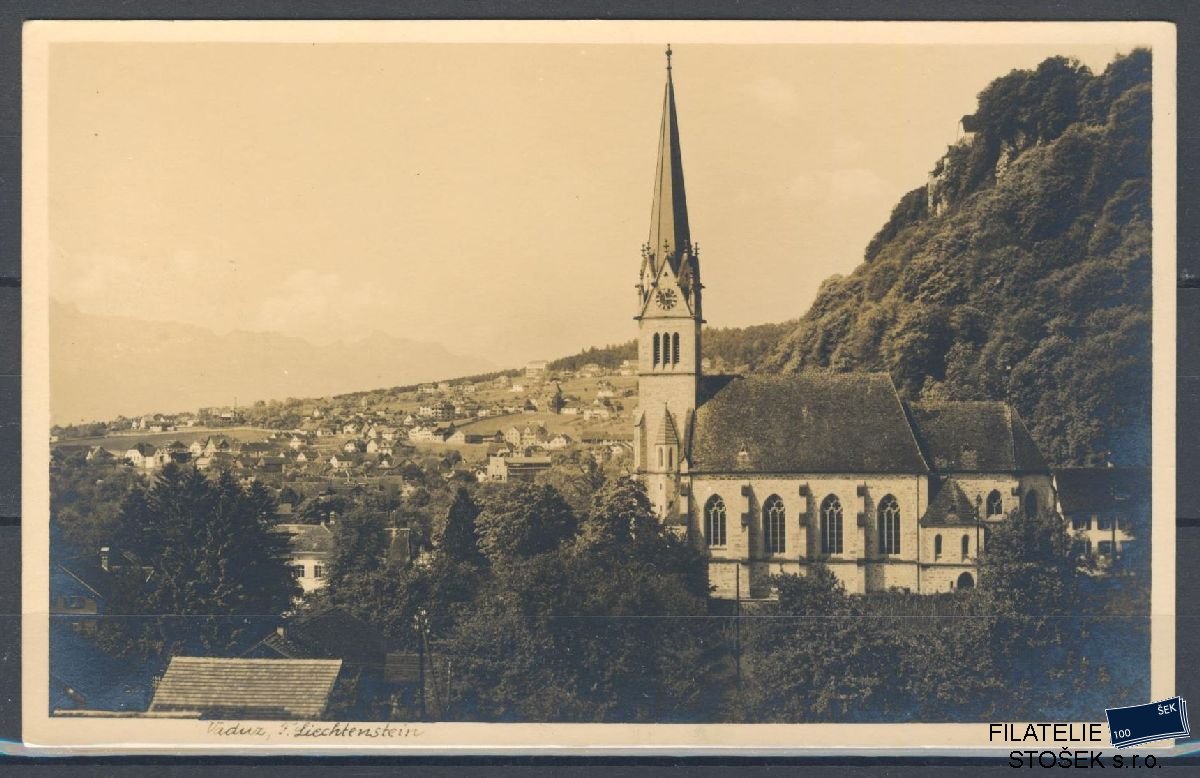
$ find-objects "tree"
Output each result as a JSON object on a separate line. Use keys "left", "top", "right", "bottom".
{"left": 433, "top": 487, "right": 484, "bottom": 565}
{"left": 732, "top": 567, "right": 899, "bottom": 721}
{"left": 101, "top": 465, "right": 298, "bottom": 656}
{"left": 536, "top": 451, "right": 611, "bottom": 516}
{"left": 443, "top": 480, "right": 713, "bottom": 722}
{"left": 475, "top": 483, "right": 577, "bottom": 565}
{"left": 759, "top": 50, "right": 1153, "bottom": 467}
{"left": 977, "top": 506, "right": 1092, "bottom": 716}
{"left": 326, "top": 508, "right": 389, "bottom": 589}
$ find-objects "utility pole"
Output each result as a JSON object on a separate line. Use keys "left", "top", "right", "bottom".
{"left": 734, "top": 563, "right": 742, "bottom": 687}
{"left": 413, "top": 607, "right": 430, "bottom": 720}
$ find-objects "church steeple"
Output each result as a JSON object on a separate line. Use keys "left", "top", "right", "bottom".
{"left": 634, "top": 46, "right": 703, "bottom": 523}
{"left": 639, "top": 45, "right": 701, "bottom": 321}
{"left": 648, "top": 44, "right": 691, "bottom": 278}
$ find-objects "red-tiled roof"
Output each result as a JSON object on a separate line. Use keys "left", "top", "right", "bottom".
{"left": 148, "top": 657, "right": 341, "bottom": 718}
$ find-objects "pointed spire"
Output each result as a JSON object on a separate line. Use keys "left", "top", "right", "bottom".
{"left": 648, "top": 44, "right": 691, "bottom": 277}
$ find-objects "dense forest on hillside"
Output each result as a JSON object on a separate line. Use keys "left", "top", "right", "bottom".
{"left": 761, "top": 50, "right": 1152, "bottom": 467}
{"left": 548, "top": 321, "right": 796, "bottom": 374}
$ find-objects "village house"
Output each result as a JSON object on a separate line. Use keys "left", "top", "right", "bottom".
{"left": 1056, "top": 467, "right": 1148, "bottom": 568}
{"left": 578, "top": 363, "right": 605, "bottom": 378}
{"left": 275, "top": 522, "right": 336, "bottom": 596}
{"left": 153, "top": 442, "right": 191, "bottom": 469}
{"left": 408, "top": 425, "right": 452, "bottom": 444}
{"left": 446, "top": 429, "right": 485, "bottom": 445}
{"left": 486, "top": 454, "right": 553, "bottom": 483}
{"left": 123, "top": 443, "right": 158, "bottom": 470}
{"left": 256, "top": 456, "right": 286, "bottom": 474}
{"left": 148, "top": 657, "right": 343, "bottom": 719}
{"left": 85, "top": 446, "right": 116, "bottom": 463}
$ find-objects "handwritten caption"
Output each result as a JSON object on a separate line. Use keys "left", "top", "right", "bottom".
{"left": 207, "top": 721, "right": 425, "bottom": 741}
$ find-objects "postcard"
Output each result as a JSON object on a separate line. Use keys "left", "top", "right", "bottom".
{"left": 21, "top": 19, "right": 1177, "bottom": 755}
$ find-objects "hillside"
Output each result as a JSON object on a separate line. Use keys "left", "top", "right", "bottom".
{"left": 760, "top": 50, "right": 1153, "bottom": 466}
{"left": 547, "top": 320, "right": 796, "bottom": 374}
{"left": 51, "top": 302, "right": 495, "bottom": 424}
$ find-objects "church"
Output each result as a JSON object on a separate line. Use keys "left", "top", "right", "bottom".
{"left": 631, "top": 49, "right": 1054, "bottom": 599}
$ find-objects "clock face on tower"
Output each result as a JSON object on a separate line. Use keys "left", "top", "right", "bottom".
{"left": 655, "top": 288, "right": 677, "bottom": 310}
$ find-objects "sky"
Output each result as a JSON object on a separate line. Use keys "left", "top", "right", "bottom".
{"left": 48, "top": 40, "right": 1131, "bottom": 368}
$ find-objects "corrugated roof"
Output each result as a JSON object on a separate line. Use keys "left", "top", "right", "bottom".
{"left": 907, "top": 401, "right": 1048, "bottom": 473}
{"left": 688, "top": 373, "right": 929, "bottom": 474}
{"left": 149, "top": 657, "right": 341, "bottom": 718}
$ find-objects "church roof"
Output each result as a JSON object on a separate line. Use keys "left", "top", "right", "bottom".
{"left": 907, "top": 401, "right": 1048, "bottom": 473}
{"left": 920, "top": 478, "right": 980, "bottom": 526}
{"left": 654, "top": 405, "right": 680, "bottom": 446}
{"left": 647, "top": 46, "right": 690, "bottom": 277}
{"left": 687, "top": 373, "right": 929, "bottom": 474}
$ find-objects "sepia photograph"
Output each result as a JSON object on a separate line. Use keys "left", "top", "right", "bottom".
{"left": 21, "top": 20, "right": 1176, "bottom": 753}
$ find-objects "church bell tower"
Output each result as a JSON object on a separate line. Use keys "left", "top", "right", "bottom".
{"left": 635, "top": 46, "right": 702, "bottom": 522}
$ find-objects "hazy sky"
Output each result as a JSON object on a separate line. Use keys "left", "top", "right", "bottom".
{"left": 48, "top": 41, "right": 1129, "bottom": 367}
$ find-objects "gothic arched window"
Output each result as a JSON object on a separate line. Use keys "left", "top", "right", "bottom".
{"left": 986, "top": 489, "right": 1004, "bottom": 517}
{"left": 820, "top": 494, "right": 843, "bottom": 555}
{"left": 672, "top": 332, "right": 681, "bottom": 365}
{"left": 705, "top": 495, "right": 727, "bottom": 547}
{"left": 763, "top": 494, "right": 786, "bottom": 554}
{"left": 961, "top": 534, "right": 970, "bottom": 560}
{"left": 652, "top": 333, "right": 661, "bottom": 366}
{"left": 877, "top": 494, "right": 901, "bottom": 555}
{"left": 1024, "top": 489, "right": 1039, "bottom": 518}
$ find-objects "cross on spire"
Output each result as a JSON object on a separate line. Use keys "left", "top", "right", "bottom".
{"left": 666, "top": 44, "right": 672, "bottom": 72}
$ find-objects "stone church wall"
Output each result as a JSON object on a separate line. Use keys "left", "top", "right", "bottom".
{"left": 688, "top": 474, "right": 930, "bottom": 597}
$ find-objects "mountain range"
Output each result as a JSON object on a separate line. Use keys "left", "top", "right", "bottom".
{"left": 50, "top": 302, "right": 494, "bottom": 424}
